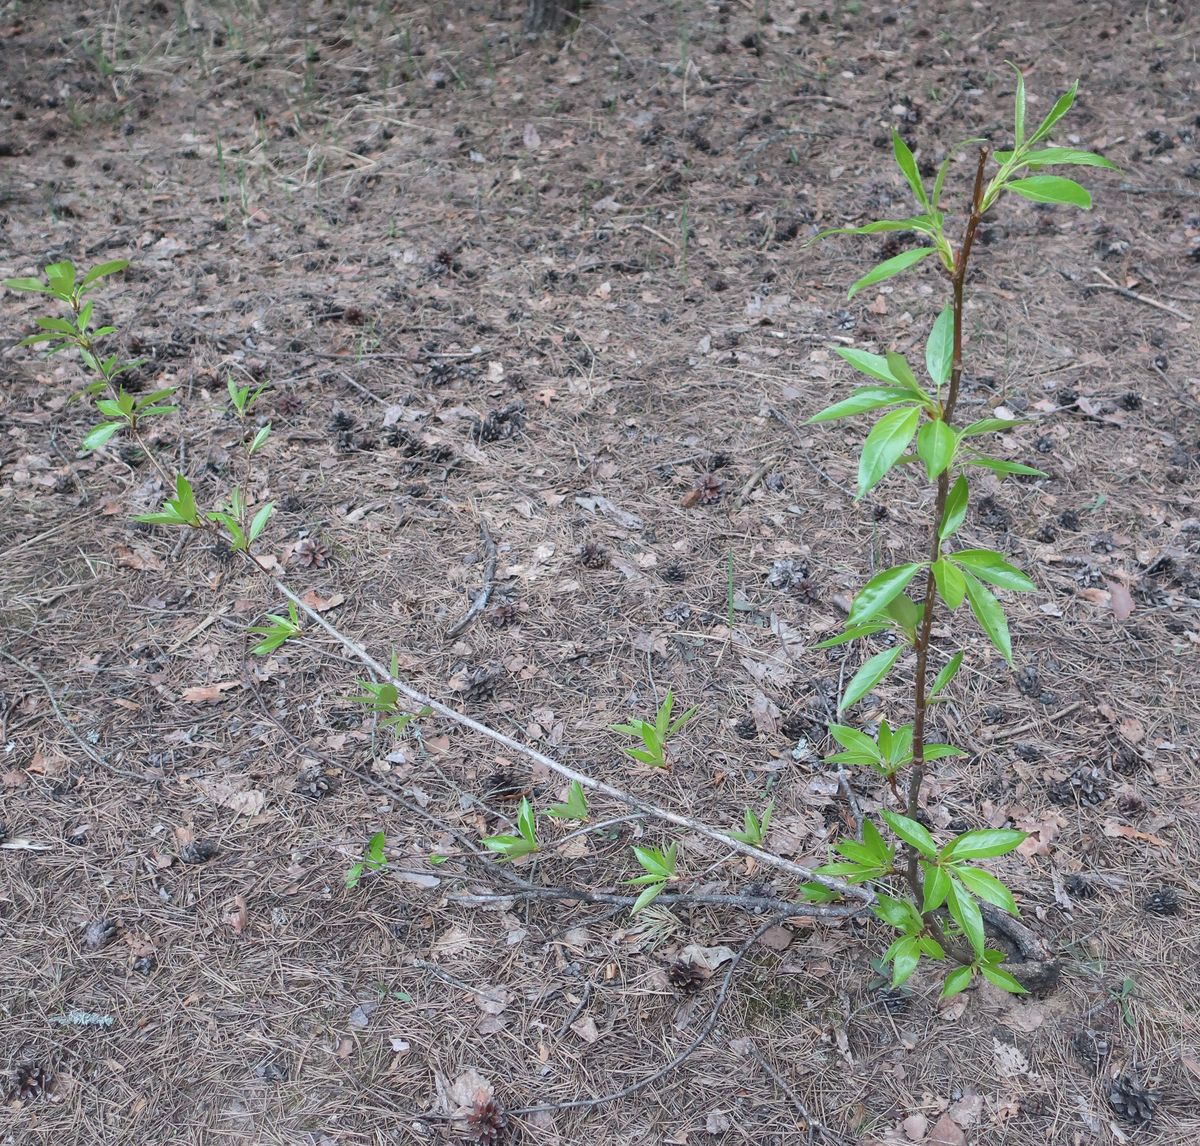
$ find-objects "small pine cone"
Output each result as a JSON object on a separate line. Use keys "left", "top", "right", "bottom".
{"left": 1064, "top": 873, "right": 1097, "bottom": 899}
{"left": 666, "top": 960, "right": 706, "bottom": 993}
{"left": 874, "top": 986, "right": 911, "bottom": 1015}
{"left": 766, "top": 558, "right": 810, "bottom": 590}
{"left": 275, "top": 392, "right": 303, "bottom": 416}
{"left": 1116, "top": 790, "right": 1147, "bottom": 816}
{"left": 696, "top": 473, "right": 723, "bottom": 504}
{"left": 661, "top": 562, "right": 688, "bottom": 583}
{"left": 295, "top": 768, "right": 337, "bottom": 799}
{"left": 10, "top": 1062, "right": 53, "bottom": 1103}
{"left": 329, "top": 410, "right": 355, "bottom": 432}
{"left": 1111, "top": 741, "right": 1144, "bottom": 775}
{"left": 179, "top": 839, "right": 219, "bottom": 864}
{"left": 1142, "top": 886, "right": 1180, "bottom": 916}
{"left": 1109, "top": 1072, "right": 1161, "bottom": 1125}
{"left": 1070, "top": 1029, "right": 1111, "bottom": 1070}
{"left": 707, "top": 451, "right": 732, "bottom": 470}
{"left": 733, "top": 714, "right": 758, "bottom": 741}
{"left": 292, "top": 537, "right": 330, "bottom": 569}
{"left": 83, "top": 918, "right": 119, "bottom": 951}
{"left": 465, "top": 1091, "right": 509, "bottom": 1145}
{"left": 1047, "top": 766, "right": 1109, "bottom": 806}
{"left": 1034, "top": 522, "right": 1059, "bottom": 543}
{"left": 579, "top": 542, "right": 609, "bottom": 569}
{"left": 132, "top": 952, "right": 157, "bottom": 974}
{"left": 488, "top": 602, "right": 521, "bottom": 628}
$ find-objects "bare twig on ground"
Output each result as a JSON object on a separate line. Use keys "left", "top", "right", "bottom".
{"left": 733, "top": 453, "right": 780, "bottom": 509}
{"left": 745, "top": 1042, "right": 843, "bottom": 1144}
{"left": 445, "top": 517, "right": 497, "bottom": 639}
{"left": 256, "top": 564, "right": 874, "bottom": 903}
{"left": 1084, "top": 269, "right": 1192, "bottom": 321}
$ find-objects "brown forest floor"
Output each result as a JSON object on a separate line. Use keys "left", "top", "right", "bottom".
{"left": 2, "top": 1, "right": 1200, "bottom": 1143}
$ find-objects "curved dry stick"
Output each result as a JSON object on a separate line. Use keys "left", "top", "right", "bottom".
{"left": 445, "top": 517, "right": 497, "bottom": 639}
{"left": 260, "top": 568, "right": 874, "bottom": 905}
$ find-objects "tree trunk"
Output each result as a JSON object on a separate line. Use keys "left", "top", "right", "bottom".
{"left": 524, "top": 0, "right": 582, "bottom": 35}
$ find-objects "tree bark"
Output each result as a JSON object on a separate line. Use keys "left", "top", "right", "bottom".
{"left": 524, "top": 0, "right": 581, "bottom": 35}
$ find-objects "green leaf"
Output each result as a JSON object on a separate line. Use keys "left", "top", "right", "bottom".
{"left": 954, "top": 865, "right": 1019, "bottom": 916}
{"left": 891, "top": 935, "right": 921, "bottom": 987}
{"left": 34, "top": 316, "right": 78, "bottom": 335}
{"left": 516, "top": 797, "right": 537, "bottom": 845}
{"left": 633, "top": 843, "right": 676, "bottom": 879}
{"left": 248, "top": 502, "right": 274, "bottom": 543}
{"left": 548, "top": 780, "right": 589, "bottom": 820}
{"left": 942, "top": 964, "right": 974, "bottom": 997}
{"left": 848, "top": 563, "right": 924, "bottom": 625}
{"left": 952, "top": 549, "right": 1036, "bottom": 592}
{"left": 995, "top": 146, "right": 1118, "bottom": 171}
{"left": 959, "top": 417, "right": 1026, "bottom": 437}
{"left": 846, "top": 247, "right": 935, "bottom": 300}
{"left": 963, "top": 455, "right": 1047, "bottom": 478}
{"left": 797, "top": 882, "right": 840, "bottom": 904}
{"left": 810, "top": 622, "right": 890, "bottom": 649}
{"left": 892, "top": 130, "right": 928, "bottom": 208}
{"left": 917, "top": 419, "right": 957, "bottom": 479}
{"left": 827, "top": 724, "right": 882, "bottom": 760}
{"left": 980, "top": 961, "right": 1027, "bottom": 994}
{"left": 79, "top": 259, "right": 129, "bottom": 289}
{"left": 883, "top": 351, "right": 927, "bottom": 400}
{"left": 839, "top": 644, "right": 903, "bottom": 713}
{"left": 962, "top": 571, "right": 1013, "bottom": 665}
{"left": 941, "top": 829, "right": 1027, "bottom": 861}
{"left": 923, "top": 742, "right": 966, "bottom": 760}
{"left": 249, "top": 425, "right": 272, "bottom": 455}
{"left": 4, "top": 276, "right": 54, "bottom": 293}
{"left": 881, "top": 810, "right": 937, "bottom": 859}
{"left": 1028, "top": 81, "right": 1078, "bottom": 144}
{"left": 861, "top": 818, "right": 892, "bottom": 864}
{"left": 932, "top": 558, "right": 967, "bottom": 610}
{"left": 814, "top": 214, "right": 936, "bottom": 239}
{"left": 922, "top": 863, "right": 951, "bottom": 913}
{"left": 884, "top": 593, "right": 921, "bottom": 639}
{"left": 872, "top": 893, "right": 923, "bottom": 934}
{"left": 834, "top": 347, "right": 904, "bottom": 385}
{"left": 630, "top": 881, "right": 666, "bottom": 914}
{"left": 1010, "top": 62, "right": 1026, "bottom": 147}
{"left": 44, "top": 261, "right": 77, "bottom": 295}
{"left": 925, "top": 306, "right": 954, "bottom": 387}
{"left": 947, "top": 880, "right": 986, "bottom": 959}
{"left": 80, "top": 422, "right": 123, "bottom": 452}
{"left": 805, "top": 388, "right": 915, "bottom": 424}
{"left": 858, "top": 406, "right": 921, "bottom": 496}
{"left": 1006, "top": 175, "right": 1091, "bottom": 209}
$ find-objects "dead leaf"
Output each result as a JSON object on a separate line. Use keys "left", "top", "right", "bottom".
{"left": 224, "top": 895, "right": 248, "bottom": 934}
{"left": 474, "top": 985, "right": 508, "bottom": 1016}
{"left": 1118, "top": 716, "right": 1146, "bottom": 744}
{"left": 927, "top": 1113, "right": 967, "bottom": 1146}
{"left": 752, "top": 691, "right": 781, "bottom": 734}
{"left": 570, "top": 1015, "right": 599, "bottom": 1043}
{"left": 902, "top": 1112, "right": 928, "bottom": 1141}
{"left": 992, "top": 1038, "right": 1035, "bottom": 1079}
{"left": 756, "top": 925, "right": 794, "bottom": 952}
{"left": 181, "top": 681, "right": 242, "bottom": 703}
{"left": 114, "top": 544, "right": 165, "bottom": 571}
{"left": 678, "top": 944, "right": 736, "bottom": 971}
{"left": 298, "top": 590, "right": 345, "bottom": 613}
{"left": 1101, "top": 819, "right": 1168, "bottom": 848}
{"left": 1108, "top": 580, "right": 1135, "bottom": 621}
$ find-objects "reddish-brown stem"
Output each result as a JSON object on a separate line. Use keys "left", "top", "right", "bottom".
{"left": 902, "top": 148, "right": 989, "bottom": 957}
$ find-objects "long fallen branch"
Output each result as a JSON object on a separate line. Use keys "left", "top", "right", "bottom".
{"left": 261, "top": 568, "right": 874, "bottom": 904}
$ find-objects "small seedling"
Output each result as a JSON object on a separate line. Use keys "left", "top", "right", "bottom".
{"left": 482, "top": 797, "right": 539, "bottom": 860}
{"left": 248, "top": 602, "right": 302, "bottom": 655}
{"left": 345, "top": 652, "right": 433, "bottom": 733}
{"left": 729, "top": 799, "right": 774, "bottom": 847}
{"left": 346, "top": 831, "right": 388, "bottom": 888}
{"left": 624, "top": 841, "right": 679, "bottom": 913}
{"left": 547, "top": 780, "right": 589, "bottom": 821}
{"left": 610, "top": 689, "right": 696, "bottom": 769}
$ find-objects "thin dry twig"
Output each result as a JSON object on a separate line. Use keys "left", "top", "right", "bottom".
{"left": 1085, "top": 269, "right": 1192, "bottom": 321}
{"left": 445, "top": 517, "right": 497, "bottom": 639}
{"left": 257, "top": 565, "right": 874, "bottom": 903}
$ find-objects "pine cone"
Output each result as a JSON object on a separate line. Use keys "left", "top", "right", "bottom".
{"left": 666, "top": 960, "right": 706, "bottom": 993}
{"left": 9, "top": 1062, "right": 53, "bottom": 1102}
{"left": 1064, "top": 873, "right": 1097, "bottom": 899}
{"left": 733, "top": 714, "right": 758, "bottom": 741}
{"left": 579, "top": 542, "right": 608, "bottom": 569}
{"left": 1070, "top": 1028, "right": 1111, "bottom": 1070}
{"left": 1143, "top": 886, "right": 1180, "bottom": 916}
{"left": 488, "top": 602, "right": 521, "bottom": 628}
{"left": 465, "top": 1090, "right": 510, "bottom": 1145}
{"left": 766, "top": 558, "right": 810, "bottom": 590}
{"left": 179, "top": 839, "right": 219, "bottom": 864}
{"left": 661, "top": 561, "right": 688, "bottom": 583}
{"left": 296, "top": 769, "right": 337, "bottom": 800}
{"left": 1109, "top": 1072, "right": 1161, "bottom": 1125}
{"left": 292, "top": 537, "right": 330, "bottom": 569}
{"left": 696, "top": 473, "right": 723, "bottom": 504}
{"left": 83, "top": 918, "right": 119, "bottom": 951}
{"left": 1047, "top": 766, "right": 1109, "bottom": 806}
